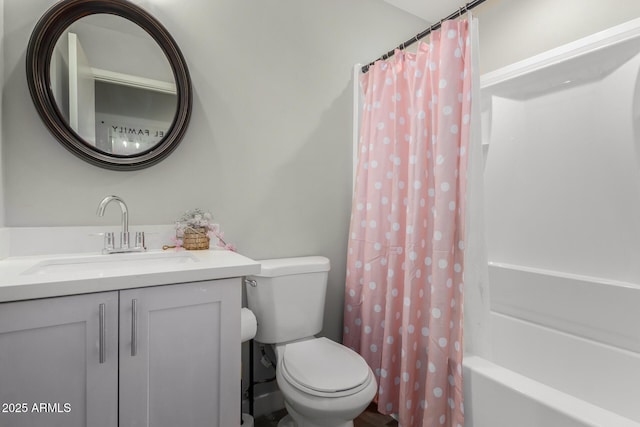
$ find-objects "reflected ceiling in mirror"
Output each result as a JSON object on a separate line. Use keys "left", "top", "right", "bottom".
{"left": 27, "top": 0, "right": 192, "bottom": 170}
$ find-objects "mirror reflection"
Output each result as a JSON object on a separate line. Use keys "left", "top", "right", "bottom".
{"left": 50, "top": 14, "right": 177, "bottom": 156}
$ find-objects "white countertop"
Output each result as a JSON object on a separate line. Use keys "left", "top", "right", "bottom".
{"left": 0, "top": 248, "right": 261, "bottom": 303}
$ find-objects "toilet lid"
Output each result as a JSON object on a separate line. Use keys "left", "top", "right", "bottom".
{"left": 282, "top": 337, "right": 370, "bottom": 393}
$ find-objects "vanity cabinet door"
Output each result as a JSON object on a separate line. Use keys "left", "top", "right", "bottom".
{"left": 0, "top": 292, "right": 119, "bottom": 427}
{"left": 119, "top": 279, "right": 241, "bottom": 427}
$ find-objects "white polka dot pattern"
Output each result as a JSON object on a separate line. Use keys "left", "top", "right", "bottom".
{"left": 343, "top": 20, "right": 471, "bottom": 427}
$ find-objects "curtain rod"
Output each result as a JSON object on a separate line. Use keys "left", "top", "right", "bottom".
{"left": 361, "top": 0, "right": 487, "bottom": 73}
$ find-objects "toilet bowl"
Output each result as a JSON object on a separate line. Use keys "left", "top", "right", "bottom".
{"left": 274, "top": 337, "right": 377, "bottom": 427}
{"left": 245, "top": 257, "right": 376, "bottom": 427}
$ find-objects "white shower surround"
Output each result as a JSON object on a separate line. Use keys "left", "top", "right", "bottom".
{"left": 464, "top": 17, "right": 640, "bottom": 426}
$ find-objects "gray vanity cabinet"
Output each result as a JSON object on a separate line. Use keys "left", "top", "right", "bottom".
{"left": 119, "top": 279, "right": 241, "bottom": 427}
{"left": 0, "top": 279, "right": 241, "bottom": 427}
{"left": 0, "top": 291, "right": 119, "bottom": 427}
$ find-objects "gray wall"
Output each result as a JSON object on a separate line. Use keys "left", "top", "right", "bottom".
{"left": 0, "top": 0, "right": 4, "bottom": 227}
{"left": 474, "top": 0, "right": 640, "bottom": 74}
{"left": 2, "top": 0, "right": 426, "bottom": 340}
{"left": 4, "top": 0, "right": 640, "bottom": 341}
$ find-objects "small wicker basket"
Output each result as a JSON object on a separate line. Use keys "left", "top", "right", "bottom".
{"left": 181, "top": 227, "right": 210, "bottom": 250}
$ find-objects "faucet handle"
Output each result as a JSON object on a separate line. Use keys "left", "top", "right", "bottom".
{"left": 104, "top": 232, "right": 115, "bottom": 249}
{"left": 120, "top": 232, "right": 130, "bottom": 250}
{"left": 134, "top": 232, "right": 146, "bottom": 250}
{"left": 103, "top": 232, "right": 115, "bottom": 253}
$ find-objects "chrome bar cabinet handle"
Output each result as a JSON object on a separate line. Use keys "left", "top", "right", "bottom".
{"left": 99, "top": 303, "right": 106, "bottom": 364}
{"left": 131, "top": 299, "right": 138, "bottom": 357}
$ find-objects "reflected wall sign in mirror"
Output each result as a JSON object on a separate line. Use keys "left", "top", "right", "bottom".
{"left": 27, "top": 0, "right": 192, "bottom": 170}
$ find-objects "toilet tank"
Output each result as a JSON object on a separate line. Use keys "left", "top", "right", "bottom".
{"left": 246, "top": 256, "right": 330, "bottom": 344}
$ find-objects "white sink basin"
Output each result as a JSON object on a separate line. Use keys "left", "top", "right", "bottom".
{"left": 22, "top": 251, "right": 199, "bottom": 276}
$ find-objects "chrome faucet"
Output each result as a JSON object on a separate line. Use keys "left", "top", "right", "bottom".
{"left": 96, "top": 195, "right": 145, "bottom": 254}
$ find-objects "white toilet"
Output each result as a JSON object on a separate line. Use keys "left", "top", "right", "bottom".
{"left": 246, "top": 256, "right": 377, "bottom": 427}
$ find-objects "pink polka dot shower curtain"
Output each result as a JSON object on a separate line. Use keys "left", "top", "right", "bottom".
{"left": 344, "top": 19, "right": 473, "bottom": 427}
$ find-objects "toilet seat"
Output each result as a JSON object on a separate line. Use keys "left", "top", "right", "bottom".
{"left": 280, "top": 337, "right": 373, "bottom": 398}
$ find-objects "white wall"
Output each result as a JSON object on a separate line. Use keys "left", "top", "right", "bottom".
{"left": 484, "top": 47, "right": 640, "bottom": 282}
{"left": 476, "top": 0, "right": 640, "bottom": 283}
{"left": 2, "top": 0, "right": 426, "bottom": 340}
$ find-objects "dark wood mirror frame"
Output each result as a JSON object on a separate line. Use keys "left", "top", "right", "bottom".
{"left": 26, "top": 0, "right": 192, "bottom": 171}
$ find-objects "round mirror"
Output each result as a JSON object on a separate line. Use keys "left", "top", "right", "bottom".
{"left": 27, "top": 0, "right": 192, "bottom": 171}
